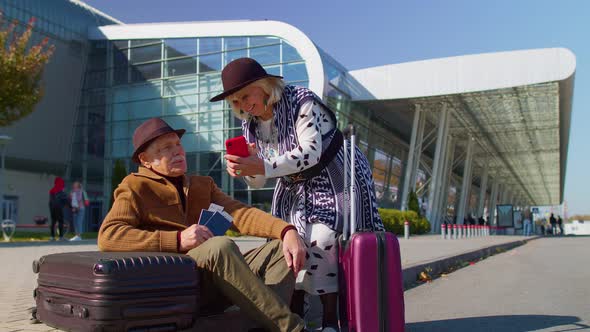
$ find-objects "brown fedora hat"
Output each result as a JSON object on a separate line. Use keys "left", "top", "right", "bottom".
{"left": 131, "top": 118, "right": 186, "bottom": 163}
{"left": 209, "top": 57, "right": 282, "bottom": 102}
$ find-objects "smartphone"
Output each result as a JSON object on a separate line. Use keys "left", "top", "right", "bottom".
{"left": 225, "top": 136, "right": 249, "bottom": 157}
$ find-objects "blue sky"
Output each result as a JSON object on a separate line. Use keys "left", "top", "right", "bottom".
{"left": 83, "top": 0, "right": 589, "bottom": 215}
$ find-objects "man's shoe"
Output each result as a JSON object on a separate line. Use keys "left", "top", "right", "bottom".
{"left": 49, "top": 237, "right": 56, "bottom": 242}
{"left": 69, "top": 235, "right": 82, "bottom": 241}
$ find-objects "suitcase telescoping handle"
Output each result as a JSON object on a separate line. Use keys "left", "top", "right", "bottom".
{"left": 342, "top": 123, "right": 356, "bottom": 241}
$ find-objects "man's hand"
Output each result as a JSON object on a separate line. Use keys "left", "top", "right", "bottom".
{"left": 282, "top": 229, "right": 306, "bottom": 276}
{"left": 179, "top": 224, "right": 214, "bottom": 252}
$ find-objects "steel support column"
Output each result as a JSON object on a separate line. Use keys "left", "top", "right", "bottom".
{"left": 488, "top": 181, "right": 499, "bottom": 225}
{"left": 411, "top": 110, "right": 426, "bottom": 192}
{"left": 434, "top": 137, "right": 455, "bottom": 229}
{"left": 456, "top": 137, "right": 475, "bottom": 225}
{"left": 477, "top": 162, "right": 489, "bottom": 218}
{"left": 401, "top": 105, "right": 422, "bottom": 210}
{"left": 428, "top": 105, "right": 450, "bottom": 232}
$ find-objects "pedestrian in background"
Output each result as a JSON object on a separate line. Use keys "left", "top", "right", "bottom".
{"left": 69, "top": 181, "right": 89, "bottom": 241}
{"left": 48, "top": 177, "right": 68, "bottom": 241}
{"left": 550, "top": 214, "right": 557, "bottom": 235}
{"left": 557, "top": 215, "right": 564, "bottom": 235}
{"left": 523, "top": 207, "right": 532, "bottom": 236}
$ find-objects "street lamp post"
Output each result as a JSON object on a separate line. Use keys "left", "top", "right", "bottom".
{"left": 0, "top": 135, "right": 13, "bottom": 241}
{"left": 0, "top": 135, "right": 13, "bottom": 219}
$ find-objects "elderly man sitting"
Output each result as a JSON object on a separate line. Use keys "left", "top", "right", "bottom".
{"left": 98, "top": 118, "right": 307, "bottom": 332}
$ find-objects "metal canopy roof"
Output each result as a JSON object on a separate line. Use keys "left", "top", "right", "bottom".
{"left": 350, "top": 48, "right": 575, "bottom": 206}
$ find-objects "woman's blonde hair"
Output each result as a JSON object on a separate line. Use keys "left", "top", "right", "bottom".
{"left": 226, "top": 77, "right": 285, "bottom": 120}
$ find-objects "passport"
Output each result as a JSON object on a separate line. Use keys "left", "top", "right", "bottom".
{"left": 202, "top": 211, "right": 233, "bottom": 236}
{"left": 198, "top": 206, "right": 233, "bottom": 236}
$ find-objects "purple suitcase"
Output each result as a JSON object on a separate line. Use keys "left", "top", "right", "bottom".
{"left": 338, "top": 124, "right": 405, "bottom": 332}
{"left": 33, "top": 252, "right": 199, "bottom": 332}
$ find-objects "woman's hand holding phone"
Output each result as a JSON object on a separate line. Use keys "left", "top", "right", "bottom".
{"left": 225, "top": 138, "right": 265, "bottom": 177}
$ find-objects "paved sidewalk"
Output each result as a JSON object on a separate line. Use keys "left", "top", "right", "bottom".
{"left": 399, "top": 234, "right": 532, "bottom": 268}
{"left": 0, "top": 235, "right": 535, "bottom": 331}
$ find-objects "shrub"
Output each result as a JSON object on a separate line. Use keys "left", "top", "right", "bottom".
{"left": 378, "top": 208, "right": 431, "bottom": 235}
{"left": 408, "top": 191, "right": 421, "bottom": 217}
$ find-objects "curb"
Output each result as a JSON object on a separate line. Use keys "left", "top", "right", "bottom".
{"left": 402, "top": 236, "right": 541, "bottom": 290}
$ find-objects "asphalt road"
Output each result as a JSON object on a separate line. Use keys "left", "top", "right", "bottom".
{"left": 404, "top": 237, "right": 590, "bottom": 332}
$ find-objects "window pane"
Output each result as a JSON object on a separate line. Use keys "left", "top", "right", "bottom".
{"left": 249, "top": 36, "right": 279, "bottom": 47}
{"left": 88, "top": 53, "right": 106, "bottom": 71}
{"left": 250, "top": 44, "right": 280, "bottom": 65}
{"left": 181, "top": 132, "right": 199, "bottom": 152}
{"left": 234, "top": 190, "right": 248, "bottom": 204}
{"left": 225, "top": 49, "right": 247, "bottom": 65}
{"left": 165, "top": 38, "right": 197, "bottom": 58}
{"left": 112, "top": 40, "right": 129, "bottom": 49}
{"left": 199, "top": 74, "right": 222, "bottom": 94}
{"left": 252, "top": 190, "right": 274, "bottom": 212}
{"left": 130, "top": 44, "right": 161, "bottom": 64}
{"left": 165, "top": 77, "right": 197, "bottom": 97}
{"left": 199, "top": 53, "right": 221, "bottom": 73}
{"left": 199, "top": 130, "right": 223, "bottom": 151}
{"left": 199, "top": 38, "right": 221, "bottom": 54}
{"left": 224, "top": 37, "right": 247, "bottom": 51}
{"left": 112, "top": 122, "right": 129, "bottom": 140}
{"left": 167, "top": 94, "right": 198, "bottom": 114}
{"left": 129, "top": 83, "right": 162, "bottom": 101}
{"left": 198, "top": 111, "right": 224, "bottom": 131}
{"left": 282, "top": 42, "right": 302, "bottom": 62}
{"left": 114, "top": 67, "right": 128, "bottom": 85}
{"left": 263, "top": 65, "right": 280, "bottom": 76}
{"left": 131, "top": 63, "right": 161, "bottom": 82}
{"left": 199, "top": 94, "right": 224, "bottom": 112}
{"left": 112, "top": 103, "right": 128, "bottom": 121}
{"left": 166, "top": 57, "right": 197, "bottom": 77}
{"left": 283, "top": 62, "right": 308, "bottom": 82}
{"left": 163, "top": 114, "right": 197, "bottom": 132}
{"left": 129, "top": 99, "right": 162, "bottom": 119}
{"left": 112, "top": 139, "right": 130, "bottom": 158}
{"left": 113, "top": 48, "right": 128, "bottom": 67}
{"left": 130, "top": 39, "right": 160, "bottom": 47}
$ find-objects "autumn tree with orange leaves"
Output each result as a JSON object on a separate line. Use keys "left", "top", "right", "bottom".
{"left": 0, "top": 13, "right": 54, "bottom": 126}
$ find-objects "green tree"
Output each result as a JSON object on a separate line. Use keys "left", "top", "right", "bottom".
{"left": 0, "top": 14, "right": 54, "bottom": 126}
{"left": 408, "top": 191, "right": 421, "bottom": 217}
{"left": 110, "top": 160, "right": 127, "bottom": 208}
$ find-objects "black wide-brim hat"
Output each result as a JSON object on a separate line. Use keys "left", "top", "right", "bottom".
{"left": 131, "top": 118, "right": 185, "bottom": 163}
{"left": 209, "top": 57, "right": 282, "bottom": 102}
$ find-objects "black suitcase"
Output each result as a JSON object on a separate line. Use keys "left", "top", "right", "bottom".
{"left": 33, "top": 251, "right": 199, "bottom": 332}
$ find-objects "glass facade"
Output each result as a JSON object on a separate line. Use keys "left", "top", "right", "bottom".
{"left": 0, "top": 0, "right": 116, "bottom": 42}
{"left": 82, "top": 36, "right": 308, "bottom": 213}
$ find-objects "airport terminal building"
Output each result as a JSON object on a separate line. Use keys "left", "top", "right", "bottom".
{"left": 1, "top": 0, "right": 574, "bottom": 233}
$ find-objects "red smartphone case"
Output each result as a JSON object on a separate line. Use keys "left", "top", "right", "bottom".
{"left": 225, "top": 136, "right": 249, "bottom": 157}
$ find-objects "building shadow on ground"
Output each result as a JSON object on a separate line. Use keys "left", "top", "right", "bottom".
{"left": 406, "top": 315, "right": 589, "bottom": 332}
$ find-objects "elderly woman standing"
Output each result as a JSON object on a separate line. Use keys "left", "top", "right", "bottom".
{"left": 214, "top": 58, "right": 384, "bottom": 330}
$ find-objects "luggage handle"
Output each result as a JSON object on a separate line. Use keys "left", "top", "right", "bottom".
{"left": 124, "top": 303, "right": 193, "bottom": 318}
{"left": 43, "top": 298, "right": 90, "bottom": 319}
{"left": 342, "top": 123, "right": 356, "bottom": 241}
{"left": 43, "top": 299, "right": 73, "bottom": 317}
